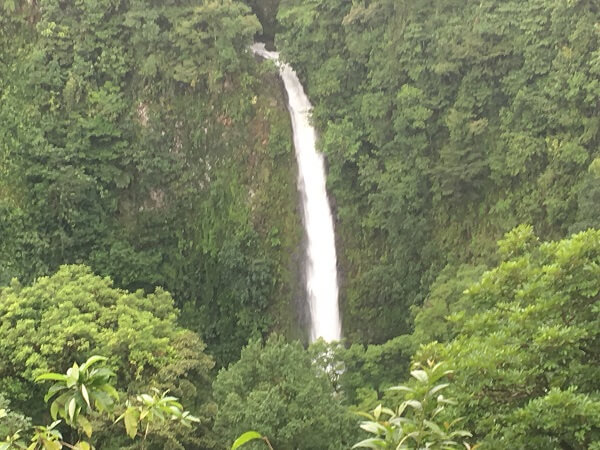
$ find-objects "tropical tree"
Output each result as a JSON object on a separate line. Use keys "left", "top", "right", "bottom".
{"left": 5, "top": 356, "right": 200, "bottom": 450}
{"left": 416, "top": 227, "right": 600, "bottom": 448}
{"left": 0, "top": 265, "right": 214, "bottom": 448}
{"left": 354, "top": 361, "right": 473, "bottom": 450}
{"left": 36, "top": 356, "right": 119, "bottom": 440}
{"left": 213, "top": 335, "right": 358, "bottom": 450}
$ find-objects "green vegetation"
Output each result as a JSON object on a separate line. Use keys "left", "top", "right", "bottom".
{"left": 277, "top": 0, "right": 600, "bottom": 342}
{"left": 3, "top": 355, "right": 200, "bottom": 450}
{"left": 415, "top": 227, "right": 600, "bottom": 449}
{"left": 213, "top": 335, "right": 357, "bottom": 450}
{"left": 353, "top": 361, "right": 473, "bottom": 450}
{"left": 0, "top": 0, "right": 302, "bottom": 366}
{"left": 37, "top": 356, "right": 120, "bottom": 436}
{"left": 230, "top": 432, "right": 273, "bottom": 450}
{"left": 0, "top": 265, "right": 214, "bottom": 448}
{"left": 2, "top": 1, "right": 600, "bottom": 449}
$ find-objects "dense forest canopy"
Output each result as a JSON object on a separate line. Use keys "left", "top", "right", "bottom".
{"left": 277, "top": 0, "right": 600, "bottom": 342}
{"left": 1, "top": 0, "right": 599, "bottom": 449}
{"left": 0, "top": 0, "right": 303, "bottom": 366}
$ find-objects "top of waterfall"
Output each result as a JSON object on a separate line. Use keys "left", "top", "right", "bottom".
{"left": 251, "top": 43, "right": 312, "bottom": 115}
{"left": 251, "top": 42, "right": 280, "bottom": 61}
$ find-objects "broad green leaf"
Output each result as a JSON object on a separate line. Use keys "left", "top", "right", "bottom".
{"left": 78, "top": 415, "right": 93, "bottom": 438}
{"left": 91, "top": 368, "right": 115, "bottom": 380}
{"left": 68, "top": 398, "right": 77, "bottom": 422}
{"left": 373, "top": 404, "right": 382, "bottom": 420}
{"left": 388, "top": 385, "right": 414, "bottom": 393}
{"left": 404, "top": 400, "right": 423, "bottom": 410}
{"left": 168, "top": 405, "right": 182, "bottom": 417}
{"left": 360, "top": 421, "right": 388, "bottom": 435}
{"left": 48, "top": 420, "right": 62, "bottom": 430}
{"left": 352, "top": 438, "right": 387, "bottom": 448}
{"left": 231, "top": 431, "right": 263, "bottom": 450}
{"left": 80, "top": 384, "right": 90, "bottom": 409}
{"left": 355, "top": 411, "right": 375, "bottom": 420}
{"left": 447, "top": 417, "right": 465, "bottom": 428}
{"left": 66, "top": 365, "right": 79, "bottom": 387}
{"left": 381, "top": 407, "right": 396, "bottom": 417}
{"left": 424, "top": 420, "right": 444, "bottom": 436}
{"left": 410, "top": 370, "right": 428, "bottom": 383}
{"left": 123, "top": 408, "right": 139, "bottom": 439}
{"left": 399, "top": 431, "right": 420, "bottom": 447}
{"left": 44, "top": 384, "right": 68, "bottom": 403}
{"left": 437, "top": 396, "right": 457, "bottom": 406}
{"left": 431, "top": 405, "right": 445, "bottom": 419}
{"left": 430, "top": 362, "right": 445, "bottom": 374}
{"left": 449, "top": 430, "right": 472, "bottom": 438}
{"left": 389, "top": 416, "right": 413, "bottom": 426}
{"left": 428, "top": 383, "right": 450, "bottom": 398}
{"left": 42, "top": 439, "right": 61, "bottom": 450}
{"left": 183, "top": 412, "right": 200, "bottom": 423}
{"left": 79, "top": 356, "right": 107, "bottom": 372}
{"left": 36, "top": 373, "right": 67, "bottom": 382}
{"left": 50, "top": 401, "right": 59, "bottom": 420}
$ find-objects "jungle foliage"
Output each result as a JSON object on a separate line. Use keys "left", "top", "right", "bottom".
{"left": 414, "top": 227, "right": 600, "bottom": 449}
{"left": 2, "top": 1, "right": 600, "bottom": 449}
{"left": 0, "top": 0, "right": 302, "bottom": 366}
{"left": 213, "top": 335, "right": 358, "bottom": 450}
{"left": 2, "top": 354, "right": 201, "bottom": 450}
{"left": 277, "top": 0, "right": 600, "bottom": 342}
{"left": 0, "top": 265, "right": 216, "bottom": 449}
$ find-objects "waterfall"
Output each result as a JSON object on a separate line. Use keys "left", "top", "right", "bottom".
{"left": 251, "top": 43, "right": 341, "bottom": 342}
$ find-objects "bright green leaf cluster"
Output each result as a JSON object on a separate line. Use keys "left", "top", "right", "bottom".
{"left": 354, "top": 361, "right": 474, "bottom": 450}
{"left": 415, "top": 229, "right": 600, "bottom": 448}
{"left": 36, "top": 356, "right": 118, "bottom": 437}
{"left": 116, "top": 388, "right": 199, "bottom": 442}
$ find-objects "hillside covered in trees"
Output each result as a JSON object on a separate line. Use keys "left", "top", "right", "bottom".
{"left": 277, "top": 0, "right": 600, "bottom": 342}
{"left": 0, "top": 0, "right": 305, "bottom": 367}
{"left": 1, "top": 0, "right": 599, "bottom": 449}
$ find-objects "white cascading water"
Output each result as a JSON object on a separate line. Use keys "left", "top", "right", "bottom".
{"left": 251, "top": 43, "right": 341, "bottom": 342}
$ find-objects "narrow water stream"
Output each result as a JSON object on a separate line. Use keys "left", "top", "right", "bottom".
{"left": 251, "top": 43, "right": 341, "bottom": 342}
